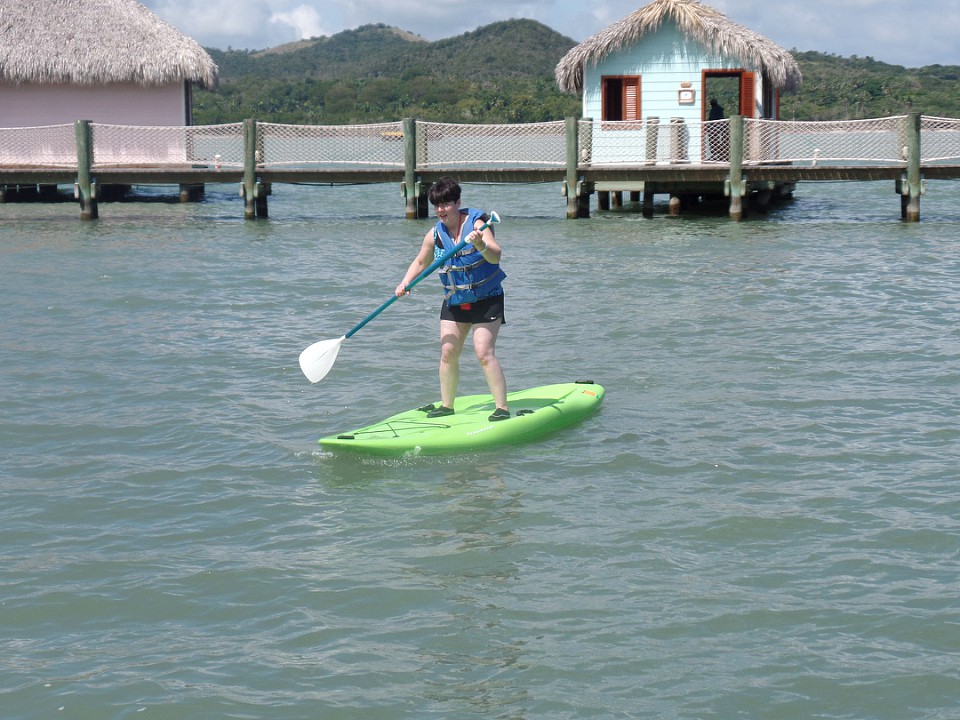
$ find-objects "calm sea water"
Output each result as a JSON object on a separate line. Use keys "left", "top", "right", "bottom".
{"left": 2, "top": 179, "right": 960, "bottom": 719}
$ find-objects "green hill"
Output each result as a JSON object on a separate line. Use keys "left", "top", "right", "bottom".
{"left": 783, "top": 51, "right": 960, "bottom": 120}
{"left": 195, "top": 21, "right": 581, "bottom": 125}
{"left": 192, "top": 21, "right": 960, "bottom": 125}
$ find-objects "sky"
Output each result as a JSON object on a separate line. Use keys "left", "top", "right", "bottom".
{"left": 141, "top": 0, "right": 957, "bottom": 69}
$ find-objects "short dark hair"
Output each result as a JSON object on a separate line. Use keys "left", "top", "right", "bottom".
{"left": 428, "top": 177, "right": 461, "bottom": 206}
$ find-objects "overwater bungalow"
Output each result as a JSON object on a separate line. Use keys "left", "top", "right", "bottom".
{"left": 0, "top": 0, "right": 218, "bottom": 128}
{"left": 555, "top": 0, "right": 803, "bottom": 166}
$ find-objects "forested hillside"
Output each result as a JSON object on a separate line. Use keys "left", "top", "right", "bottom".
{"left": 192, "top": 21, "right": 960, "bottom": 125}
{"left": 783, "top": 51, "right": 960, "bottom": 120}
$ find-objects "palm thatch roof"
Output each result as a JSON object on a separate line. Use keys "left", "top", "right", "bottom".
{"left": 0, "top": 0, "right": 218, "bottom": 88}
{"left": 556, "top": 0, "right": 801, "bottom": 95}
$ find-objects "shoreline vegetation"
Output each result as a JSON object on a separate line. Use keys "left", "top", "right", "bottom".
{"left": 193, "top": 21, "right": 960, "bottom": 127}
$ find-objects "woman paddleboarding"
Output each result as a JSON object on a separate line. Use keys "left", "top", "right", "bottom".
{"left": 395, "top": 177, "right": 510, "bottom": 422}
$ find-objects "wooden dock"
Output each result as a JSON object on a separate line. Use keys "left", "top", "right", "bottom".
{"left": 2, "top": 114, "right": 960, "bottom": 221}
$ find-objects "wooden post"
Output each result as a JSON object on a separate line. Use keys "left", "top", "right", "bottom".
{"left": 577, "top": 189, "right": 591, "bottom": 218}
{"left": 75, "top": 120, "right": 98, "bottom": 220}
{"left": 565, "top": 116, "right": 583, "bottom": 218}
{"left": 402, "top": 117, "right": 421, "bottom": 219}
{"left": 903, "top": 112, "right": 921, "bottom": 222}
{"left": 242, "top": 118, "right": 266, "bottom": 219}
{"left": 179, "top": 184, "right": 204, "bottom": 202}
{"left": 727, "top": 114, "right": 745, "bottom": 221}
{"left": 642, "top": 189, "right": 654, "bottom": 218}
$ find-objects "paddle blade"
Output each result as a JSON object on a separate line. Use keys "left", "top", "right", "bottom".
{"left": 299, "top": 335, "right": 346, "bottom": 383}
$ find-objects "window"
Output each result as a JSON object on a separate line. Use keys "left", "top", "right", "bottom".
{"left": 602, "top": 76, "right": 641, "bottom": 124}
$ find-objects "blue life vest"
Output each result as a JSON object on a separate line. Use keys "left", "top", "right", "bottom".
{"left": 434, "top": 208, "right": 506, "bottom": 306}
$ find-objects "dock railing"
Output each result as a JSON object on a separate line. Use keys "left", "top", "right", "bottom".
{"left": 4, "top": 114, "right": 960, "bottom": 171}
{"left": 0, "top": 123, "right": 77, "bottom": 167}
{"left": 744, "top": 116, "right": 909, "bottom": 165}
{"left": 578, "top": 115, "right": 957, "bottom": 167}
{"left": 3, "top": 113, "right": 960, "bottom": 221}
{"left": 89, "top": 122, "right": 245, "bottom": 168}
{"left": 0, "top": 119, "right": 567, "bottom": 170}
{"left": 415, "top": 120, "right": 567, "bottom": 168}
{"left": 918, "top": 116, "right": 960, "bottom": 163}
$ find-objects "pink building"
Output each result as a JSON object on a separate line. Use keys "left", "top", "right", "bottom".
{"left": 0, "top": 0, "right": 218, "bottom": 128}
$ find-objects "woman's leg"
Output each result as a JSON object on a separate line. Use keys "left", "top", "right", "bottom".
{"left": 438, "top": 319, "right": 469, "bottom": 409}
{"left": 472, "top": 320, "right": 508, "bottom": 410}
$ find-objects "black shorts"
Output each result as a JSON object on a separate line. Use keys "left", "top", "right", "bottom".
{"left": 440, "top": 292, "right": 505, "bottom": 325}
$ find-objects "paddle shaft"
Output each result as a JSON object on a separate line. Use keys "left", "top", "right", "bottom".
{"left": 344, "top": 217, "right": 495, "bottom": 339}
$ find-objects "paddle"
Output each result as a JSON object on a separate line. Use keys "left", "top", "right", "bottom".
{"left": 299, "top": 210, "right": 501, "bottom": 383}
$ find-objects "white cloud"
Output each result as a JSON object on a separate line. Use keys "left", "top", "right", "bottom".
{"left": 270, "top": 5, "right": 328, "bottom": 40}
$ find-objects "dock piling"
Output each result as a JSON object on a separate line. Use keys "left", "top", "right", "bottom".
{"left": 242, "top": 119, "right": 266, "bottom": 219}
{"left": 565, "top": 117, "right": 583, "bottom": 218}
{"left": 402, "top": 118, "right": 424, "bottom": 219}
{"left": 727, "top": 115, "right": 746, "bottom": 221}
{"left": 75, "top": 120, "right": 98, "bottom": 220}
{"left": 901, "top": 113, "right": 922, "bottom": 222}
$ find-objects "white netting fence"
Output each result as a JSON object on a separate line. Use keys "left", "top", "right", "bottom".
{"left": 257, "top": 122, "right": 404, "bottom": 167}
{"left": 701, "top": 120, "right": 732, "bottom": 164}
{"left": 580, "top": 118, "right": 721, "bottom": 165}
{"left": 743, "top": 116, "right": 908, "bottom": 165}
{"left": 920, "top": 116, "right": 960, "bottom": 163}
{"left": 2, "top": 116, "right": 960, "bottom": 171}
{"left": 0, "top": 124, "right": 76, "bottom": 167}
{"left": 90, "top": 123, "right": 244, "bottom": 167}
{"left": 416, "top": 121, "right": 566, "bottom": 167}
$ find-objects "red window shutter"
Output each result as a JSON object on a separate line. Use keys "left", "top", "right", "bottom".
{"left": 740, "top": 72, "right": 756, "bottom": 117}
{"left": 623, "top": 78, "right": 640, "bottom": 120}
{"left": 624, "top": 78, "right": 640, "bottom": 120}
{"left": 601, "top": 76, "right": 642, "bottom": 123}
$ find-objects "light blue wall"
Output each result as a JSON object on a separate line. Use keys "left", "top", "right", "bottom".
{"left": 581, "top": 21, "right": 759, "bottom": 123}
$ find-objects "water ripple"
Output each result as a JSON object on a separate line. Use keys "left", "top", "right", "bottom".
{"left": 3, "top": 182, "right": 960, "bottom": 718}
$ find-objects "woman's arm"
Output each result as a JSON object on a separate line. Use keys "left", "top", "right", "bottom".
{"left": 467, "top": 218, "right": 501, "bottom": 264}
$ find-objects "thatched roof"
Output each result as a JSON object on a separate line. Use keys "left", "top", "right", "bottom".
{"left": 0, "top": 0, "right": 218, "bottom": 88}
{"left": 556, "top": 0, "right": 801, "bottom": 95}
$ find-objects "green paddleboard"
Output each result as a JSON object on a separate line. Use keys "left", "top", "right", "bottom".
{"left": 319, "top": 381, "right": 605, "bottom": 457}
